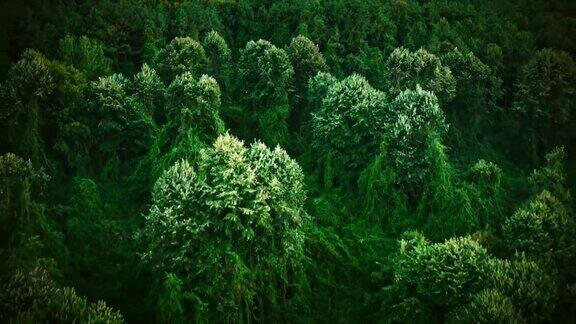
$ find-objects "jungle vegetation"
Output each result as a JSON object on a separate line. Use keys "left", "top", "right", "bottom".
{"left": 0, "top": 0, "right": 575, "bottom": 322}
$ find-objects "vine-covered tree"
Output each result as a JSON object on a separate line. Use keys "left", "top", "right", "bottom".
{"left": 0, "top": 154, "right": 38, "bottom": 248}
{"left": 386, "top": 47, "right": 456, "bottom": 104}
{"left": 142, "top": 72, "right": 225, "bottom": 178}
{"left": 514, "top": 48, "right": 576, "bottom": 159}
{"left": 441, "top": 47, "right": 501, "bottom": 133}
{"left": 0, "top": 267, "right": 124, "bottom": 323}
{"left": 306, "top": 71, "right": 338, "bottom": 113}
{"left": 238, "top": 39, "right": 294, "bottom": 145}
{"left": 529, "top": 146, "right": 572, "bottom": 205}
{"left": 131, "top": 63, "right": 165, "bottom": 123}
{"left": 45, "top": 59, "right": 91, "bottom": 172}
{"left": 385, "top": 232, "right": 559, "bottom": 323}
{"left": 387, "top": 85, "right": 447, "bottom": 189}
{"left": 135, "top": 71, "right": 225, "bottom": 188}
{"left": 64, "top": 177, "right": 126, "bottom": 302}
{"left": 489, "top": 257, "right": 558, "bottom": 323}
{"left": 312, "top": 74, "right": 389, "bottom": 188}
{"left": 464, "top": 159, "right": 504, "bottom": 228}
{"left": 90, "top": 73, "right": 155, "bottom": 166}
{"left": 1, "top": 50, "right": 54, "bottom": 165}
{"left": 503, "top": 146, "right": 576, "bottom": 282}
{"left": 59, "top": 35, "right": 113, "bottom": 80}
{"left": 503, "top": 190, "right": 573, "bottom": 261}
{"left": 166, "top": 73, "right": 224, "bottom": 142}
{"left": 202, "top": 30, "right": 232, "bottom": 97}
{"left": 448, "top": 289, "right": 525, "bottom": 323}
{"left": 287, "top": 35, "right": 328, "bottom": 98}
{"left": 140, "top": 133, "right": 309, "bottom": 322}
{"left": 287, "top": 35, "right": 329, "bottom": 135}
{"left": 153, "top": 37, "right": 208, "bottom": 83}
{"left": 384, "top": 234, "right": 492, "bottom": 322}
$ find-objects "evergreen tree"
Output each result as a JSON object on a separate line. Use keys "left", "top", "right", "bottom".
{"left": 514, "top": 48, "right": 576, "bottom": 159}
{"left": 238, "top": 39, "right": 294, "bottom": 146}
{"left": 153, "top": 37, "right": 208, "bottom": 83}
{"left": 140, "top": 134, "right": 309, "bottom": 321}
{"left": 386, "top": 47, "right": 456, "bottom": 104}
{"left": 312, "top": 74, "right": 389, "bottom": 188}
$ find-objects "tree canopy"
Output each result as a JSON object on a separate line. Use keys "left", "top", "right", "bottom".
{"left": 1, "top": 0, "right": 575, "bottom": 322}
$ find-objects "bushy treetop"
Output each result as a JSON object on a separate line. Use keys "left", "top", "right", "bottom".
{"left": 387, "top": 85, "right": 447, "bottom": 186}
{"left": 514, "top": 48, "right": 576, "bottom": 125}
{"left": 238, "top": 39, "right": 294, "bottom": 101}
{"left": 154, "top": 37, "right": 208, "bottom": 82}
{"left": 4, "top": 49, "right": 54, "bottom": 102}
{"left": 312, "top": 74, "right": 389, "bottom": 176}
{"left": 287, "top": 35, "right": 328, "bottom": 89}
{"left": 387, "top": 47, "right": 456, "bottom": 103}
{"left": 141, "top": 133, "right": 308, "bottom": 319}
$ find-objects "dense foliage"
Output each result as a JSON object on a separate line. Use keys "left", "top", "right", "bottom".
{"left": 0, "top": 0, "right": 575, "bottom": 322}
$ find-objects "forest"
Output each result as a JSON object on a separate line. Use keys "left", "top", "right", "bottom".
{"left": 0, "top": 0, "right": 575, "bottom": 322}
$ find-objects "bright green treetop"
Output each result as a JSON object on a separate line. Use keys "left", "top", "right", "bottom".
{"left": 140, "top": 133, "right": 308, "bottom": 321}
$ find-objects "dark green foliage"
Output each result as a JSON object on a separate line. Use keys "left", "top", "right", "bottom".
{"left": 448, "top": 289, "right": 525, "bottom": 323}
{"left": 387, "top": 86, "right": 447, "bottom": 188}
{"left": 529, "top": 146, "right": 572, "bottom": 205}
{"left": 490, "top": 257, "right": 558, "bottom": 323}
{"left": 238, "top": 39, "right": 294, "bottom": 146}
{"left": 202, "top": 30, "right": 232, "bottom": 97}
{"left": 2, "top": 0, "right": 576, "bottom": 322}
{"left": 386, "top": 47, "right": 456, "bottom": 104}
{"left": 514, "top": 49, "right": 576, "bottom": 158}
{"left": 153, "top": 37, "right": 208, "bottom": 83}
{"left": 1, "top": 50, "right": 53, "bottom": 165}
{"left": 312, "top": 74, "right": 389, "bottom": 188}
{"left": 287, "top": 35, "right": 328, "bottom": 97}
{"left": 0, "top": 267, "right": 123, "bottom": 323}
{"left": 90, "top": 73, "right": 155, "bottom": 166}
{"left": 59, "top": 35, "right": 113, "bottom": 80}
{"left": 384, "top": 235, "right": 493, "bottom": 322}
{"left": 503, "top": 191, "right": 573, "bottom": 261}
